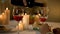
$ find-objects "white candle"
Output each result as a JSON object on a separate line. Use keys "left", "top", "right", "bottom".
{"left": 0, "top": 15, "right": 2, "bottom": 20}
{"left": 2, "top": 13, "right": 6, "bottom": 25}
{"left": 0, "top": 15, "right": 3, "bottom": 25}
{"left": 18, "top": 21, "right": 24, "bottom": 31}
{"left": 23, "top": 13, "right": 29, "bottom": 29}
{"left": 33, "top": 15, "right": 40, "bottom": 27}
{"left": 0, "top": 13, "right": 6, "bottom": 25}
{"left": 4, "top": 8, "right": 10, "bottom": 25}
{"left": 12, "top": 21, "right": 24, "bottom": 31}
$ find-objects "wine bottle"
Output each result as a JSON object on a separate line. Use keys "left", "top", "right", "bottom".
{"left": 11, "top": 0, "right": 46, "bottom": 7}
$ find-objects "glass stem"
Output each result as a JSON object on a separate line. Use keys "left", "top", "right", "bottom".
{"left": 18, "top": 21, "right": 19, "bottom": 34}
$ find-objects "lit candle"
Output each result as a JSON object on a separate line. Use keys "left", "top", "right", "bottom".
{"left": 18, "top": 21, "right": 24, "bottom": 31}
{"left": 2, "top": 13, "right": 6, "bottom": 25}
{"left": 4, "top": 8, "right": 10, "bottom": 25}
{"left": 0, "top": 13, "right": 6, "bottom": 25}
{"left": 12, "top": 21, "right": 24, "bottom": 31}
{"left": 23, "top": 13, "right": 29, "bottom": 29}
{"left": 0, "top": 15, "right": 2, "bottom": 20}
{"left": 33, "top": 15, "right": 40, "bottom": 27}
{"left": 0, "top": 15, "right": 3, "bottom": 25}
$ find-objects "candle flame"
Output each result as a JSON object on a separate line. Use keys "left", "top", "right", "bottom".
{"left": 6, "top": 8, "right": 8, "bottom": 10}
{"left": 19, "top": 23, "right": 21, "bottom": 26}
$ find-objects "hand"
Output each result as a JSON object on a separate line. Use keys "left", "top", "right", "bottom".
{"left": 39, "top": 24, "right": 51, "bottom": 34}
{"left": 23, "top": 0, "right": 27, "bottom": 6}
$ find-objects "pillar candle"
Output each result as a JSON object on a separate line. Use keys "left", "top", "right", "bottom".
{"left": 2, "top": 13, "right": 6, "bottom": 25}
{"left": 0, "top": 13, "right": 6, "bottom": 25}
{"left": 23, "top": 13, "right": 29, "bottom": 29}
{"left": 33, "top": 15, "right": 40, "bottom": 27}
{"left": 4, "top": 8, "right": 10, "bottom": 25}
{"left": 12, "top": 21, "right": 24, "bottom": 31}
{"left": 18, "top": 21, "right": 24, "bottom": 31}
{"left": 0, "top": 15, "right": 3, "bottom": 25}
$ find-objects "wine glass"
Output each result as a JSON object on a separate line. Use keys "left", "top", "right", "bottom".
{"left": 39, "top": 7, "right": 49, "bottom": 24}
{"left": 13, "top": 7, "right": 23, "bottom": 34}
{"left": 39, "top": 16, "right": 48, "bottom": 24}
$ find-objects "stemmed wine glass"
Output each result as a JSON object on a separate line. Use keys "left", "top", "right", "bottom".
{"left": 39, "top": 7, "right": 49, "bottom": 24}
{"left": 39, "top": 15, "right": 48, "bottom": 24}
{"left": 13, "top": 7, "right": 23, "bottom": 34}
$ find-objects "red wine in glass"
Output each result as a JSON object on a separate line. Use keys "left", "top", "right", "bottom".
{"left": 40, "top": 17, "right": 47, "bottom": 22}
{"left": 13, "top": 7, "right": 23, "bottom": 34}
{"left": 13, "top": 15, "right": 23, "bottom": 21}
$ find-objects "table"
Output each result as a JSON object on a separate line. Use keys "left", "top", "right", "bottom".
{"left": 0, "top": 20, "right": 54, "bottom": 34}
{"left": 0, "top": 20, "right": 40, "bottom": 34}
{"left": 0, "top": 30, "right": 40, "bottom": 34}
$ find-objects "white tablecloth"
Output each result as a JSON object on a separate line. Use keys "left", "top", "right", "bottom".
{"left": 0, "top": 30, "right": 40, "bottom": 34}
{"left": 0, "top": 20, "right": 40, "bottom": 34}
{"left": 19, "top": 30, "right": 40, "bottom": 34}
